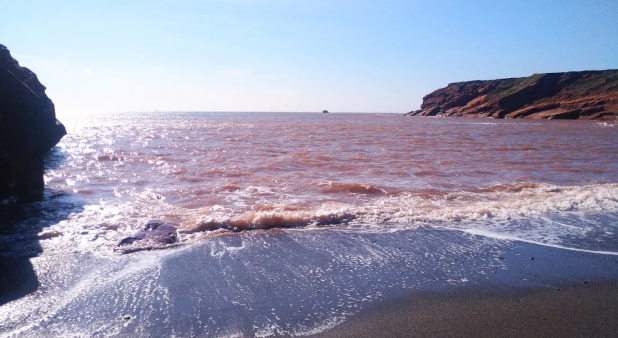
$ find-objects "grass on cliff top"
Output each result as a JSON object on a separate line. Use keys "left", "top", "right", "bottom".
{"left": 485, "top": 74, "right": 545, "bottom": 100}
{"left": 555, "top": 70, "right": 618, "bottom": 96}
{"left": 444, "top": 76, "right": 542, "bottom": 100}
{"left": 446, "top": 70, "right": 618, "bottom": 102}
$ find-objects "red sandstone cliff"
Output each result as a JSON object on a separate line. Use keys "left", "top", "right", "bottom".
{"left": 406, "top": 70, "right": 618, "bottom": 120}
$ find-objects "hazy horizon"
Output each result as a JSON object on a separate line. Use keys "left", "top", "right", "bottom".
{"left": 2, "top": 0, "right": 617, "bottom": 114}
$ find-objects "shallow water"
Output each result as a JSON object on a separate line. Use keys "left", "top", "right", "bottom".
{"left": 2, "top": 228, "right": 618, "bottom": 337}
{"left": 2, "top": 113, "right": 618, "bottom": 336}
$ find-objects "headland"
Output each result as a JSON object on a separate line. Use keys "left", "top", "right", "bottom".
{"left": 406, "top": 70, "right": 618, "bottom": 120}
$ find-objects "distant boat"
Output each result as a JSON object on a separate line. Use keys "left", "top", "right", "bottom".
{"left": 322, "top": 110, "right": 329, "bottom": 113}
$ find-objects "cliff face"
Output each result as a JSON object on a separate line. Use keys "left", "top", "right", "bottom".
{"left": 406, "top": 70, "right": 618, "bottom": 120}
{"left": 0, "top": 44, "right": 66, "bottom": 203}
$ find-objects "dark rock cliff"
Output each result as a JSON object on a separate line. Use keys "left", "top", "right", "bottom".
{"left": 406, "top": 70, "right": 618, "bottom": 120}
{"left": 0, "top": 44, "right": 66, "bottom": 203}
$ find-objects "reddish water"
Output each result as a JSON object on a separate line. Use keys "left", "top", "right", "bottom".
{"left": 18, "top": 112, "right": 617, "bottom": 254}
{"left": 56, "top": 113, "right": 618, "bottom": 197}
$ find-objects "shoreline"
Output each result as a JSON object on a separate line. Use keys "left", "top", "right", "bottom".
{"left": 2, "top": 226, "right": 618, "bottom": 337}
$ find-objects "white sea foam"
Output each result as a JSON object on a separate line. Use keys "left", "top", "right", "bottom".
{"left": 358, "top": 182, "right": 618, "bottom": 224}
{"left": 459, "top": 229, "right": 618, "bottom": 256}
{"left": 25, "top": 182, "right": 617, "bottom": 258}
{"left": 185, "top": 182, "right": 618, "bottom": 231}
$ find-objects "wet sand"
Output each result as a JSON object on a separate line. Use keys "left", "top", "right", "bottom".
{"left": 317, "top": 283, "right": 618, "bottom": 338}
{"left": 316, "top": 236, "right": 618, "bottom": 338}
{"left": 3, "top": 227, "right": 618, "bottom": 337}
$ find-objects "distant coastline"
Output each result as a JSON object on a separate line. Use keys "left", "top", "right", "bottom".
{"left": 406, "top": 70, "right": 618, "bottom": 120}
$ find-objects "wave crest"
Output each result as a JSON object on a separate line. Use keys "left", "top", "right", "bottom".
{"left": 317, "top": 181, "right": 388, "bottom": 195}
{"left": 35, "top": 183, "right": 618, "bottom": 255}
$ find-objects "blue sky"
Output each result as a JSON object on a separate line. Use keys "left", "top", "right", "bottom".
{"left": 1, "top": 0, "right": 617, "bottom": 114}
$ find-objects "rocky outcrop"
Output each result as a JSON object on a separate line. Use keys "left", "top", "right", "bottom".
{"left": 406, "top": 70, "right": 618, "bottom": 120}
{"left": 0, "top": 44, "right": 66, "bottom": 203}
{"left": 118, "top": 220, "right": 179, "bottom": 247}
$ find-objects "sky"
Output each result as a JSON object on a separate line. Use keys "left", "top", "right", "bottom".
{"left": 1, "top": 0, "right": 617, "bottom": 114}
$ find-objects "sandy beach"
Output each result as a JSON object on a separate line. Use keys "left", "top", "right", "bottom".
{"left": 316, "top": 235, "right": 618, "bottom": 338}
{"left": 317, "top": 283, "right": 618, "bottom": 338}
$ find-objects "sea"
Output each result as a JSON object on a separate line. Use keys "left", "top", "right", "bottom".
{"left": 1, "top": 112, "right": 618, "bottom": 337}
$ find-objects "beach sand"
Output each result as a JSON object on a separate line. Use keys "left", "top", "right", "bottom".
{"left": 316, "top": 283, "right": 618, "bottom": 338}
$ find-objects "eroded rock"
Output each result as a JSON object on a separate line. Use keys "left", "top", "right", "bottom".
{"left": 118, "top": 220, "right": 178, "bottom": 246}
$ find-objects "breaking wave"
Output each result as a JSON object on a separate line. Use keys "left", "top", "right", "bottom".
{"left": 358, "top": 182, "right": 618, "bottom": 224}
{"left": 316, "top": 181, "right": 389, "bottom": 195}
{"left": 173, "top": 182, "right": 618, "bottom": 232}
{"left": 24, "top": 182, "right": 618, "bottom": 256}
{"left": 114, "top": 182, "right": 618, "bottom": 242}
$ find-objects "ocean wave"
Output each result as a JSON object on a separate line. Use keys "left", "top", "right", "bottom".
{"left": 316, "top": 181, "right": 388, "bottom": 195}
{"left": 158, "top": 182, "right": 618, "bottom": 235}
{"left": 180, "top": 208, "right": 356, "bottom": 233}
{"left": 357, "top": 182, "right": 618, "bottom": 224}
{"left": 24, "top": 182, "right": 618, "bottom": 256}
{"left": 123, "top": 182, "right": 618, "bottom": 231}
